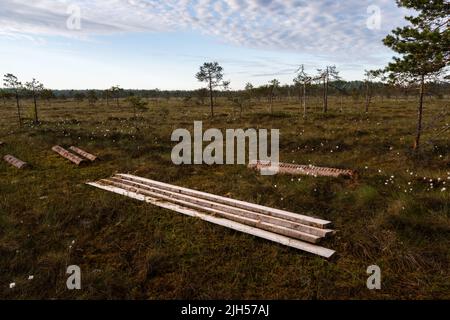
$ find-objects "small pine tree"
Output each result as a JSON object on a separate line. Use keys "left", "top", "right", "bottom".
{"left": 87, "top": 90, "right": 98, "bottom": 106}
{"left": 317, "top": 66, "right": 340, "bottom": 113}
{"left": 3, "top": 73, "right": 23, "bottom": 126}
{"left": 380, "top": 0, "right": 449, "bottom": 150}
{"left": 268, "top": 79, "right": 280, "bottom": 113}
{"left": 25, "top": 78, "right": 44, "bottom": 124}
{"left": 196, "top": 62, "right": 224, "bottom": 117}
{"left": 294, "top": 65, "right": 312, "bottom": 118}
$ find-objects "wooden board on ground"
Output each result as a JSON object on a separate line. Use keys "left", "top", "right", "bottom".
{"left": 116, "top": 173, "right": 332, "bottom": 229}
{"left": 69, "top": 146, "right": 97, "bottom": 161}
{"left": 52, "top": 145, "right": 85, "bottom": 165}
{"left": 249, "top": 160, "right": 355, "bottom": 178}
{"left": 106, "top": 176, "right": 334, "bottom": 238}
{"left": 87, "top": 174, "right": 336, "bottom": 258}
{"left": 3, "top": 154, "right": 28, "bottom": 169}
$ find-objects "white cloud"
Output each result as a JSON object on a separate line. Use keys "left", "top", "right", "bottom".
{"left": 0, "top": 0, "right": 408, "bottom": 63}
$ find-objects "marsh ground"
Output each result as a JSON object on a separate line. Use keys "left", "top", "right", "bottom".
{"left": 0, "top": 96, "right": 449, "bottom": 299}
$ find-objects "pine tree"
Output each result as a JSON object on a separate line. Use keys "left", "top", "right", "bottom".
{"left": 317, "top": 66, "right": 340, "bottom": 113}
{"left": 3, "top": 73, "right": 23, "bottom": 126}
{"left": 196, "top": 62, "right": 224, "bottom": 117}
{"left": 25, "top": 78, "right": 44, "bottom": 124}
{"left": 268, "top": 79, "right": 280, "bottom": 114}
{"left": 294, "top": 65, "right": 312, "bottom": 118}
{"left": 380, "top": 0, "right": 449, "bottom": 150}
{"left": 87, "top": 90, "right": 98, "bottom": 106}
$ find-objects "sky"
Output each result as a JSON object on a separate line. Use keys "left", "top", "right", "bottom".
{"left": 0, "top": 0, "right": 410, "bottom": 90}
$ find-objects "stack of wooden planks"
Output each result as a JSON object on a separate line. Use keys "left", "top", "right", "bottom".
{"left": 249, "top": 160, "right": 355, "bottom": 178}
{"left": 87, "top": 174, "right": 336, "bottom": 258}
{"left": 52, "top": 145, "right": 97, "bottom": 165}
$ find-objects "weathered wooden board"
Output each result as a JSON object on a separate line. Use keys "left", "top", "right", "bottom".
{"left": 87, "top": 181, "right": 336, "bottom": 258}
{"left": 108, "top": 176, "right": 333, "bottom": 238}
{"left": 101, "top": 178, "right": 322, "bottom": 243}
{"left": 116, "top": 173, "right": 332, "bottom": 229}
{"left": 69, "top": 146, "right": 97, "bottom": 161}
{"left": 3, "top": 154, "right": 28, "bottom": 169}
{"left": 249, "top": 160, "right": 355, "bottom": 178}
{"left": 52, "top": 145, "right": 85, "bottom": 165}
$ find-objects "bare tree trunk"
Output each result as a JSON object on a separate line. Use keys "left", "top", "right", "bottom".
{"left": 209, "top": 80, "right": 214, "bottom": 117}
{"left": 323, "top": 78, "right": 328, "bottom": 113}
{"left": 33, "top": 91, "right": 39, "bottom": 123}
{"left": 133, "top": 104, "right": 138, "bottom": 131}
{"left": 413, "top": 75, "right": 425, "bottom": 150}
{"left": 15, "top": 92, "right": 22, "bottom": 127}
{"left": 364, "top": 81, "right": 370, "bottom": 113}
{"left": 303, "top": 82, "right": 307, "bottom": 118}
{"left": 269, "top": 89, "right": 274, "bottom": 114}
{"left": 270, "top": 95, "right": 273, "bottom": 113}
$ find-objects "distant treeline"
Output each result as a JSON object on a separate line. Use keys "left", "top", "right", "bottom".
{"left": 47, "top": 81, "right": 450, "bottom": 100}
{"left": 1, "top": 80, "right": 449, "bottom": 102}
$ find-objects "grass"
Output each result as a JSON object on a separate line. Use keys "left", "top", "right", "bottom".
{"left": 0, "top": 96, "right": 449, "bottom": 299}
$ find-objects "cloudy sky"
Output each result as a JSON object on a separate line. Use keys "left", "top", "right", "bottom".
{"left": 0, "top": 0, "right": 409, "bottom": 90}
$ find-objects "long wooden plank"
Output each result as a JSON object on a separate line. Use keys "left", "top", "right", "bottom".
{"left": 116, "top": 174, "right": 331, "bottom": 229}
{"left": 3, "top": 154, "right": 28, "bottom": 169}
{"left": 69, "top": 146, "right": 97, "bottom": 161}
{"left": 108, "top": 176, "right": 333, "bottom": 238}
{"left": 52, "top": 145, "right": 85, "bottom": 165}
{"left": 87, "top": 182, "right": 335, "bottom": 258}
{"left": 249, "top": 160, "right": 354, "bottom": 178}
{"left": 100, "top": 178, "right": 321, "bottom": 243}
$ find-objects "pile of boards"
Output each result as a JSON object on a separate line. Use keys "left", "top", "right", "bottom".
{"left": 249, "top": 160, "right": 355, "bottom": 178}
{"left": 52, "top": 145, "right": 97, "bottom": 165}
{"left": 2, "top": 143, "right": 98, "bottom": 169}
{"left": 87, "top": 173, "right": 336, "bottom": 258}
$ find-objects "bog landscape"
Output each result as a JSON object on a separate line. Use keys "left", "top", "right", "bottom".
{"left": 0, "top": 0, "right": 449, "bottom": 300}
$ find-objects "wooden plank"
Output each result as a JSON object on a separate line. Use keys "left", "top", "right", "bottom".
{"left": 110, "top": 177, "right": 332, "bottom": 238}
{"left": 69, "top": 146, "right": 97, "bottom": 161}
{"left": 87, "top": 181, "right": 336, "bottom": 258}
{"left": 108, "top": 176, "right": 333, "bottom": 238}
{"left": 116, "top": 173, "right": 332, "bottom": 229}
{"left": 249, "top": 160, "right": 355, "bottom": 178}
{"left": 101, "top": 178, "right": 322, "bottom": 243}
{"left": 52, "top": 145, "right": 85, "bottom": 165}
{"left": 3, "top": 154, "right": 28, "bottom": 169}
